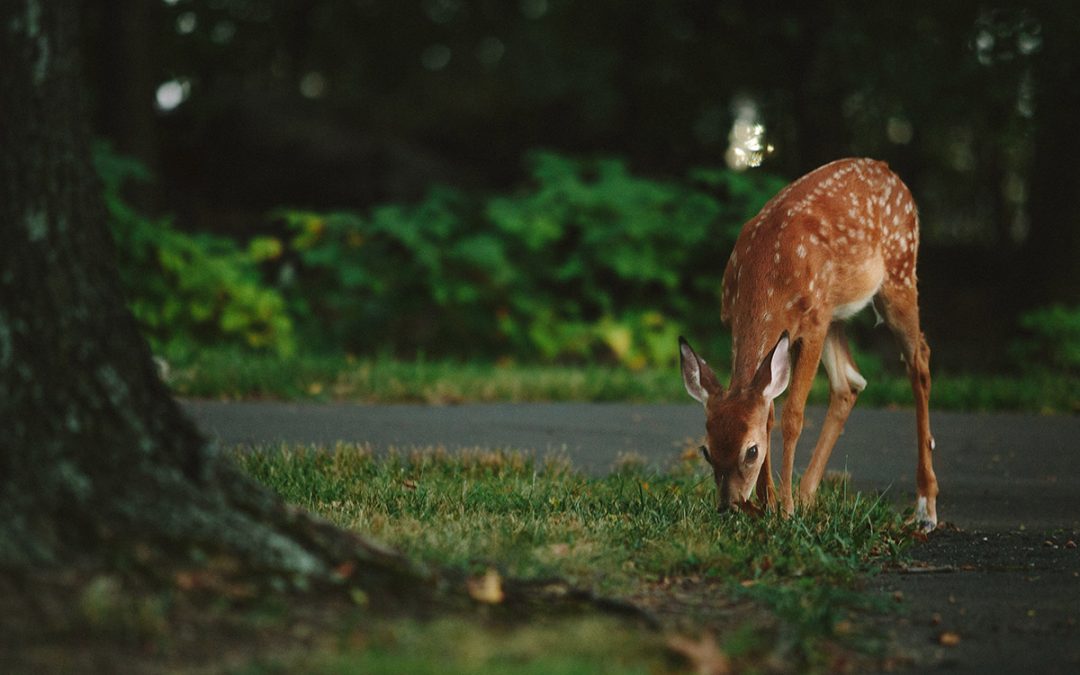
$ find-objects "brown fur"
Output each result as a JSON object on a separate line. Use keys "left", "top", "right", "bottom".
{"left": 683, "top": 158, "right": 939, "bottom": 529}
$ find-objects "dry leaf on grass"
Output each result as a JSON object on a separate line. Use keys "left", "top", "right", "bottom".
{"left": 466, "top": 568, "right": 505, "bottom": 604}
{"left": 938, "top": 631, "right": 961, "bottom": 646}
{"left": 667, "top": 633, "right": 732, "bottom": 675}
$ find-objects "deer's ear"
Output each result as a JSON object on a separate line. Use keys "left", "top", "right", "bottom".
{"left": 679, "top": 337, "right": 723, "bottom": 405}
{"left": 753, "top": 333, "right": 791, "bottom": 401}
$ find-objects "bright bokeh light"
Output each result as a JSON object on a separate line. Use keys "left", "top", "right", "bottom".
{"left": 725, "top": 96, "right": 773, "bottom": 170}
{"left": 176, "top": 11, "right": 197, "bottom": 35}
{"left": 155, "top": 79, "right": 190, "bottom": 112}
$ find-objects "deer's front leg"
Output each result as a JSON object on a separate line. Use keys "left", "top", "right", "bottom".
{"left": 755, "top": 403, "right": 777, "bottom": 507}
{"left": 778, "top": 332, "right": 825, "bottom": 516}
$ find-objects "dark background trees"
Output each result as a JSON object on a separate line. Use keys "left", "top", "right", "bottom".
{"left": 81, "top": 0, "right": 1079, "bottom": 372}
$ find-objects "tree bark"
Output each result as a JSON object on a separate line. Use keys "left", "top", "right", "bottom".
{"left": 0, "top": 0, "right": 430, "bottom": 599}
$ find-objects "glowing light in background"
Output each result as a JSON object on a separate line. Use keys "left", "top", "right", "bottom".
{"left": 520, "top": 0, "right": 549, "bottom": 20}
{"left": 973, "top": 9, "right": 1042, "bottom": 65}
{"left": 1016, "top": 71, "right": 1035, "bottom": 118}
{"left": 725, "top": 96, "right": 773, "bottom": 170}
{"left": 210, "top": 20, "right": 236, "bottom": 45}
{"left": 299, "top": 71, "right": 327, "bottom": 99}
{"left": 176, "top": 11, "right": 197, "bottom": 35}
{"left": 155, "top": 78, "right": 190, "bottom": 112}
{"left": 886, "top": 116, "right": 914, "bottom": 144}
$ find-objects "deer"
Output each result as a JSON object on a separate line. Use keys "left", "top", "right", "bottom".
{"left": 679, "top": 158, "right": 938, "bottom": 531}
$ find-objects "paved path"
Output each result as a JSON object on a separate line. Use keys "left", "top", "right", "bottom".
{"left": 183, "top": 400, "right": 1080, "bottom": 671}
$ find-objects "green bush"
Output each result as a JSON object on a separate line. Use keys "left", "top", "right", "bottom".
{"left": 1013, "top": 303, "right": 1080, "bottom": 374}
{"left": 95, "top": 142, "right": 294, "bottom": 358}
{"left": 277, "top": 152, "right": 785, "bottom": 367}
{"left": 275, "top": 187, "right": 507, "bottom": 357}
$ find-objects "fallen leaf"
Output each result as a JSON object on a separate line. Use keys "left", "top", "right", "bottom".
{"left": 668, "top": 633, "right": 732, "bottom": 675}
{"left": 333, "top": 560, "right": 356, "bottom": 580}
{"left": 1065, "top": 540, "right": 1077, "bottom": 549}
{"left": 467, "top": 569, "right": 505, "bottom": 604}
{"left": 403, "top": 479, "right": 417, "bottom": 491}
{"left": 547, "top": 543, "right": 570, "bottom": 558}
{"left": 938, "top": 631, "right": 961, "bottom": 647}
{"left": 175, "top": 571, "right": 197, "bottom": 591}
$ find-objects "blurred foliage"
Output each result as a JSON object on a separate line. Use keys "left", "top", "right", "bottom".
{"left": 1013, "top": 304, "right": 1080, "bottom": 374}
{"left": 275, "top": 152, "right": 785, "bottom": 367}
{"left": 94, "top": 142, "right": 295, "bottom": 358}
{"left": 86, "top": 2, "right": 1080, "bottom": 372}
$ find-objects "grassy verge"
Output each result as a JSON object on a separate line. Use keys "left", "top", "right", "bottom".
{"left": 232, "top": 444, "right": 912, "bottom": 672}
{"left": 167, "top": 349, "right": 1079, "bottom": 412}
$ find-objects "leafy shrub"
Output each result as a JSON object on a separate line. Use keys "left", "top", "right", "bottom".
{"left": 1013, "top": 303, "right": 1080, "bottom": 374}
{"left": 275, "top": 187, "right": 508, "bottom": 357}
{"left": 95, "top": 142, "right": 294, "bottom": 358}
{"left": 277, "top": 152, "right": 785, "bottom": 367}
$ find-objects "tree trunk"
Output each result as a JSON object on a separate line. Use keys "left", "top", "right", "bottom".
{"left": 0, "top": 0, "right": 428, "bottom": 599}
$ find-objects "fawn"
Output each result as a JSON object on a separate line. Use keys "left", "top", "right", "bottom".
{"left": 679, "top": 158, "right": 938, "bottom": 531}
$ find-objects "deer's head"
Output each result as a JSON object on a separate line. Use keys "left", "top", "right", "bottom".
{"left": 679, "top": 334, "right": 791, "bottom": 512}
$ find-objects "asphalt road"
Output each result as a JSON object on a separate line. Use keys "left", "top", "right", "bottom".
{"left": 183, "top": 400, "right": 1080, "bottom": 672}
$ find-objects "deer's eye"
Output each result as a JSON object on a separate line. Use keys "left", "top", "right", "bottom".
{"left": 700, "top": 445, "right": 711, "bottom": 464}
{"left": 745, "top": 445, "right": 759, "bottom": 463}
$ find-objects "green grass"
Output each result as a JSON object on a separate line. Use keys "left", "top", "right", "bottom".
{"left": 168, "top": 348, "right": 1079, "bottom": 411}
{"left": 167, "top": 350, "right": 680, "bottom": 403}
{"left": 234, "top": 444, "right": 912, "bottom": 671}
{"left": 236, "top": 616, "right": 667, "bottom": 675}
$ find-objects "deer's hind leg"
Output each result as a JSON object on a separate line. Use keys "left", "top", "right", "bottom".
{"left": 874, "top": 284, "right": 938, "bottom": 531}
{"left": 799, "top": 322, "right": 865, "bottom": 502}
